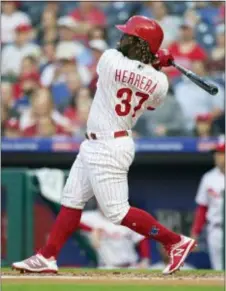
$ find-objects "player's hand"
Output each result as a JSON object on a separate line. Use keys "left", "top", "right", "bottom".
{"left": 154, "top": 125, "right": 167, "bottom": 136}
{"left": 136, "top": 258, "right": 149, "bottom": 269}
{"left": 90, "top": 228, "right": 103, "bottom": 249}
{"left": 153, "top": 49, "right": 174, "bottom": 70}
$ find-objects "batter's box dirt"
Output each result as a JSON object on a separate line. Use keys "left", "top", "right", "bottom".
{"left": 2, "top": 269, "right": 224, "bottom": 286}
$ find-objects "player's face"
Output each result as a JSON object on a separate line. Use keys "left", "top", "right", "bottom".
{"left": 214, "top": 152, "right": 225, "bottom": 172}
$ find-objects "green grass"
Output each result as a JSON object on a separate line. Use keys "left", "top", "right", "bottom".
{"left": 2, "top": 285, "right": 224, "bottom": 291}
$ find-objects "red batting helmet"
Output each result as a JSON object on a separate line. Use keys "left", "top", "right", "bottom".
{"left": 116, "top": 16, "right": 164, "bottom": 54}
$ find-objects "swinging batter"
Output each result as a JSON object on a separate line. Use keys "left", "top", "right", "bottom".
{"left": 13, "top": 16, "right": 196, "bottom": 275}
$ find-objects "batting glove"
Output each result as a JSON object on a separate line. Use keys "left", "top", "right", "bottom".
{"left": 153, "top": 49, "right": 174, "bottom": 70}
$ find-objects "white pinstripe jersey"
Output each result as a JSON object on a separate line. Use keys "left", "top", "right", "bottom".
{"left": 195, "top": 167, "right": 225, "bottom": 226}
{"left": 87, "top": 49, "right": 169, "bottom": 132}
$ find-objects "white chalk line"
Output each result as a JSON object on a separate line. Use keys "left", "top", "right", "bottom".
{"left": 2, "top": 275, "right": 224, "bottom": 281}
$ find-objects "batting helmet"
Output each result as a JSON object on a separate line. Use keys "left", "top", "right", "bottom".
{"left": 116, "top": 16, "right": 164, "bottom": 54}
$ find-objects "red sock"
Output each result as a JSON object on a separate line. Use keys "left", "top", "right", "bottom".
{"left": 121, "top": 207, "right": 180, "bottom": 245}
{"left": 39, "top": 206, "right": 82, "bottom": 259}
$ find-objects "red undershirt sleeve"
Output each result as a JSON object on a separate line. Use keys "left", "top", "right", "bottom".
{"left": 137, "top": 238, "right": 150, "bottom": 259}
{"left": 79, "top": 222, "right": 93, "bottom": 232}
{"left": 191, "top": 205, "right": 208, "bottom": 236}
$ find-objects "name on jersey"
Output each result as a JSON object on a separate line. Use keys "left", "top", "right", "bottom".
{"left": 115, "top": 70, "right": 157, "bottom": 94}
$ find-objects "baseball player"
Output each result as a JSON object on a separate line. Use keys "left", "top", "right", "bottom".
{"left": 12, "top": 16, "right": 196, "bottom": 275}
{"left": 191, "top": 141, "right": 225, "bottom": 270}
{"left": 80, "top": 208, "right": 150, "bottom": 269}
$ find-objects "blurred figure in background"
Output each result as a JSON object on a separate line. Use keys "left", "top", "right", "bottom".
{"left": 80, "top": 207, "right": 150, "bottom": 269}
{"left": 69, "top": 2, "right": 106, "bottom": 42}
{"left": 36, "top": 9, "right": 58, "bottom": 45}
{"left": 39, "top": 42, "right": 56, "bottom": 73}
{"left": 1, "top": 1, "right": 31, "bottom": 45}
{"left": 167, "top": 21, "right": 207, "bottom": 80}
{"left": 13, "top": 55, "right": 40, "bottom": 100}
{"left": 1, "top": 81, "right": 19, "bottom": 119}
{"left": 14, "top": 72, "right": 41, "bottom": 114}
{"left": 23, "top": 116, "right": 70, "bottom": 137}
{"left": 207, "top": 24, "right": 225, "bottom": 78}
{"left": 193, "top": 113, "right": 217, "bottom": 138}
{"left": 2, "top": 23, "right": 41, "bottom": 77}
{"left": 149, "top": 2, "right": 182, "bottom": 47}
{"left": 40, "top": 42, "right": 91, "bottom": 88}
{"left": 4, "top": 118, "right": 21, "bottom": 138}
{"left": 20, "top": 88, "right": 70, "bottom": 133}
{"left": 191, "top": 141, "right": 225, "bottom": 270}
{"left": 64, "top": 87, "right": 92, "bottom": 138}
{"left": 135, "top": 86, "right": 186, "bottom": 137}
{"left": 88, "top": 39, "right": 108, "bottom": 78}
{"left": 174, "top": 61, "right": 224, "bottom": 133}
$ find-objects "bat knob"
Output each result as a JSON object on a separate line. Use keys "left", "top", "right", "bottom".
{"left": 210, "top": 86, "right": 219, "bottom": 95}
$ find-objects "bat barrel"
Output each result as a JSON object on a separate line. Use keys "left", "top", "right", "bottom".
{"left": 170, "top": 61, "right": 219, "bottom": 96}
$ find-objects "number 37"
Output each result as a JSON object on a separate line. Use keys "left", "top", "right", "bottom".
{"left": 115, "top": 88, "right": 150, "bottom": 118}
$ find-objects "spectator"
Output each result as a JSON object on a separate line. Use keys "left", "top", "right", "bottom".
{"left": 2, "top": 23, "right": 41, "bottom": 77}
{"left": 23, "top": 116, "right": 70, "bottom": 137}
{"left": 195, "top": 1, "right": 224, "bottom": 26}
{"left": 44, "top": 1, "right": 61, "bottom": 18}
{"left": 207, "top": 24, "right": 225, "bottom": 76}
{"left": 167, "top": 21, "right": 207, "bottom": 79}
{"left": 14, "top": 72, "right": 41, "bottom": 113}
{"left": 194, "top": 113, "right": 216, "bottom": 138}
{"left": 57, "top": 16, "right": 85, "bottom": 59}
{"left": 213, "top": 112, "right": 225, "bottom": 135}
{"left": 53, "top": 71, "right": 82, "bottom": 112}
{"left": 78, "top": 26, "right": 108, "bottom": 67}
{"left": 88, "top": 40, "right": 108, "bottom": 78}
{"left": 134, "top": 87, "right": 186, "bottom": 137}
{"left": 13, "top": 55, "right": 40, "bottom": 99}
{"left": 1, "top": 82, "right": 19, "bottom": 136}
{"left": 64, "top": 87, "right": 92, "bottom": 138}
{"left": 69, "top": 2, "right": 106, "bottom": 42}
{"left": 1, "top": 82, "right": 19, "bottom": 119}
{"left": 174, "top": 61, "right": 225, "bottom": 132}
{"left": 88, "top": 26, "right": 107, "bottom": 42}
{"left": 40, "top": 42, "right": 91, "bottom": 87}
{"left": 39, "top": 42, "right": 56, "bottom": 73}
{"left": 4, "top": 118, "right": 21, "bottom": 138}
{"left": 37, "top": 9, "right": 58, "bottom": 45}
{"left": 1, "top": 1, "right": 31, "bottom": 44}
{"left": 149, "top": 2, "right": 182, "bottom": 47}
{"left": 19, "top": 88, "right": 70, "bottom": 132}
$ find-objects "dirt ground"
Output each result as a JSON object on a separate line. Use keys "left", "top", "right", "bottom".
{"left": 2, "top": 271, "right": 224, "bottom": 286}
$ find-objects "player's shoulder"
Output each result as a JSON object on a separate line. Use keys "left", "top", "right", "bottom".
{"left": 100, "top": 48, "right": 122, "bottom": 61}
{"left": 202, "top": 167, "right": 219, "bottom": 180}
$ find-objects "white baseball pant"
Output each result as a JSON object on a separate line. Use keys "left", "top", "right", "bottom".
{"left": 61, "top": 137, "right": 135, "bottom": 224}
{"left": 207, "top": 225, "right": 224, "bottom": 270}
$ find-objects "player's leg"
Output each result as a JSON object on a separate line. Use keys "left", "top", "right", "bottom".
{"left": 12, "top": 154, "right": 93, "bottom": 273}
{"left": 82, "top": 139, "right": 196, "bottom": 274}
{"left": 207, "top": 227, "right": 223, "bottom": 270}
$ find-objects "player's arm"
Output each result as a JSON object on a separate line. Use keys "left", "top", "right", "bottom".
{"left": 131, "top": 231, "right": 150, "bottom": 267}
{"left": 78, "top": 222, "right": 93, "bottom": 232}
{"left": 191, "top": 175, "right": 209, "bottom": 238}
{"left": 137, "top": 238, "right": 150, "bottom": 265}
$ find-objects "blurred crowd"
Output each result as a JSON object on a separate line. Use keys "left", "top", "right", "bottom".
{"left": 1, "top": 1, "right": 225, "bottom": 138}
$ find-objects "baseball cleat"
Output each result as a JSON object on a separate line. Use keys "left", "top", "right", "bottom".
{"left": 12, "top": 254, "right": 58, "bottom": 274}
{"left": 163, "top": 235, "right": 197, "bottom": 275}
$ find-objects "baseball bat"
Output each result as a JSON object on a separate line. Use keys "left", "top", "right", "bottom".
{"left": 170, "top": 61, "right": 219, "bottom": 96}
